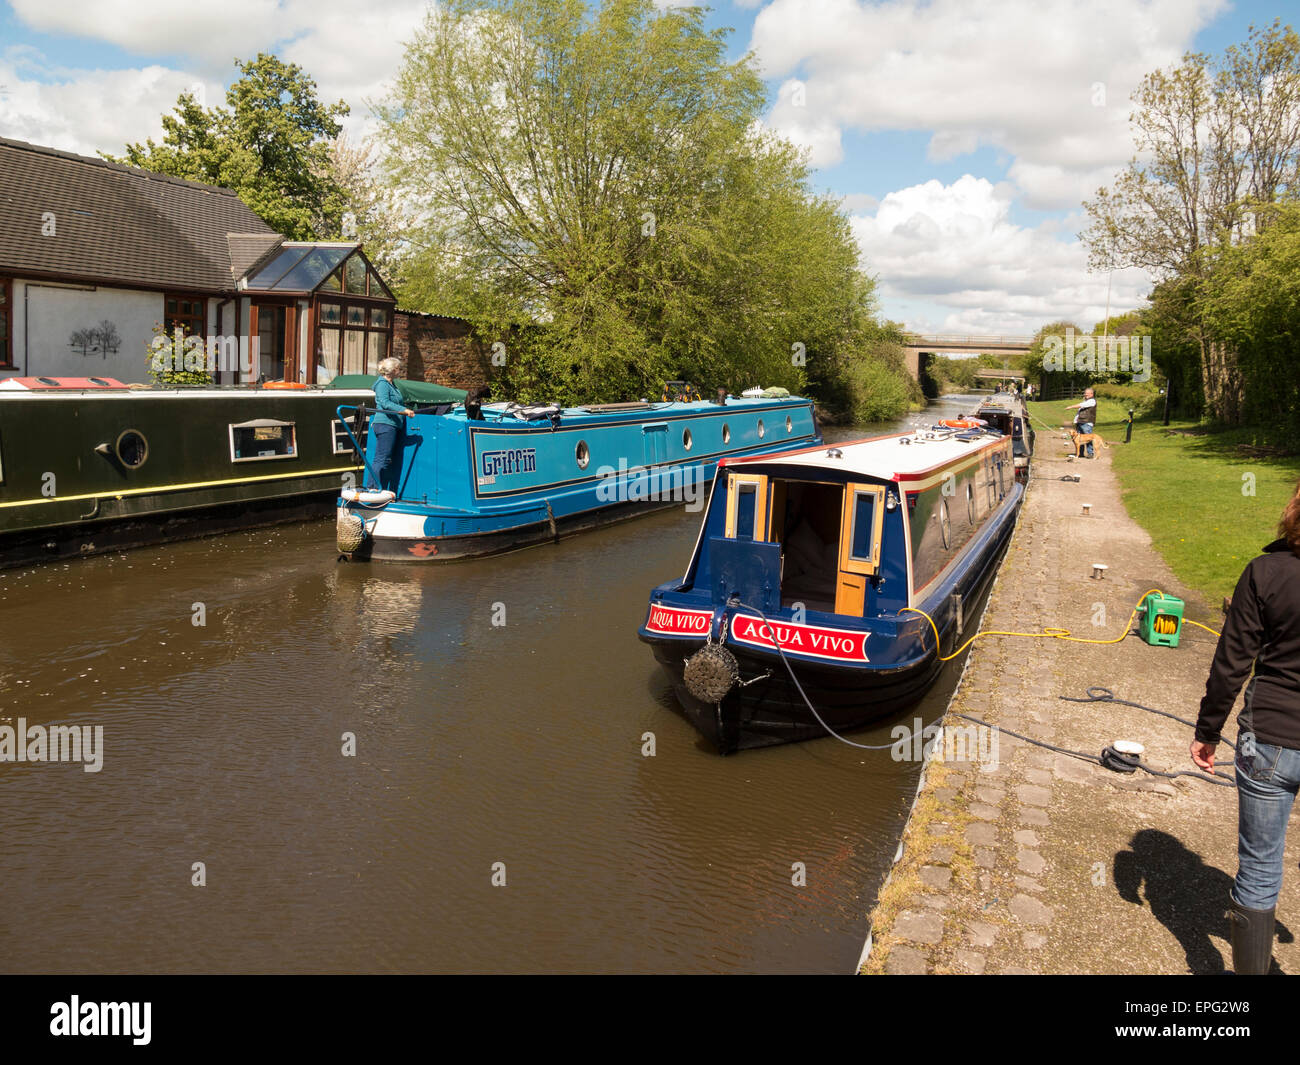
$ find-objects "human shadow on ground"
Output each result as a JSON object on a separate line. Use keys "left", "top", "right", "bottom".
{"left": 1114, "top": 828, "right": 1293, "bottom": 974}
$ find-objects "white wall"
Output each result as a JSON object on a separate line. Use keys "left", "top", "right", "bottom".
{"left": 5, "top": 280, "right": 165, "bottom": 383}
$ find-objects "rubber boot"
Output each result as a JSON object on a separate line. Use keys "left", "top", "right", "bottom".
{"left": 1227, "top": 895, "right": 1275, "bottom": 974}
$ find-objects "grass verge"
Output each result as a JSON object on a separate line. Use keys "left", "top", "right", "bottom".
{"left": 1027, "top": 398, "right": 1300, "bottom": 605}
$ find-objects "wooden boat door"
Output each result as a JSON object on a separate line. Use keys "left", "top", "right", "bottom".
{"left": 834, "top": 482, "right": 885, "bottom": 616}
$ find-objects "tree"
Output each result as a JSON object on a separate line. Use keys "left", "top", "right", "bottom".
{"left": 377, "top": 0, "right": 910, "bottom": 409}
{"left": 111, "top": 54, "right": 350, "bottom": 241}
{"left": 1199, "top": 201, "right": 1300, "bottom": 435}
{"left": 1081, "top": 21, "right": 1300, "bottom": 424}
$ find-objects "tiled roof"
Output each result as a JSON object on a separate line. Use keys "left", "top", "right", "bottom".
{"left": 227, "top": 232, "right": 285, "bottom": 282}
{"left": 0, "top": 137, "right": 280, "bottom": 293}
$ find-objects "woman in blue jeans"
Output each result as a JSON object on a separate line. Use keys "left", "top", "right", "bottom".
{"left": 366, "top": 357, "right": 413, "bottom": 491}
{"left": 1193, "top": 485, "right": 1300, "bottom": 973}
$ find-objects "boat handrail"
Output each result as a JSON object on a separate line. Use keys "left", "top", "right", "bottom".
{"left": 335, "top": 404, "right": 382, "bottom": 489}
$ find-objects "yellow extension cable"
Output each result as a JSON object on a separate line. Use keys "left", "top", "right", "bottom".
{"left": 900, "top": 588, "right": 1222, "bottom": 662}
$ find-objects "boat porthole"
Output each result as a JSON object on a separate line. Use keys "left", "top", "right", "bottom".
{"left": 722, "top": 423, "right": 730, "bottom": 444}
{"left": 575, "top": 440, "right": 590, "bottom": 469}
{"left": 682, "top": 428, "right": 693, "bottom": 451}
{"left": 786, "top": 416, "right": 793, "bottom": 433}
{"left": 966, "top": 482, "right": 976, "bottom": 524}
{"left": 757, "top": 419, "right": 765, "bottom": 438}
{"left": 939, "top": 498, "right": 951, "bottom": 549}
{"left": 115, "top": 429, "right": 148, "bottom": 470}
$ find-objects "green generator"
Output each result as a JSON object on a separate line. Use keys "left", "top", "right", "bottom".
{"left": 1138, "top": 592, "right": 1184, "bottom": 647}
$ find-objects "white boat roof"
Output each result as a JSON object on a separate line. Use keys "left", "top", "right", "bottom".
{"left": 727, "top": 425, "right": 1006, "bottom": 482}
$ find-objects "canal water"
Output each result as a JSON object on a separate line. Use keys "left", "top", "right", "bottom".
{"left": 0, "top": 395, "right": 990, "bottom": 973}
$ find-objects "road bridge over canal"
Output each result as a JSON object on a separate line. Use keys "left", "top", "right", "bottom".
{"left": 901, "top": 333, "right": 1034, "bottom": 381}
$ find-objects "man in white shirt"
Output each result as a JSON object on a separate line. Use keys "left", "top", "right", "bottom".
{"left": 1066, "top": 388, "right": 1097, "bottom": 457}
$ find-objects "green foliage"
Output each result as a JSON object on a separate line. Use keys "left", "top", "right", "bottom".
{"left": 1199, "top": 201, "right": 1300, "bottom": 436}
{"left": 1092, "top": 381, "right": 1161, "bottom": 416}
{"left": 110, "top": 54, "right": 350, "bottom": 240}
{"left": 1142, "top": 277, "right": 1203, "bottom": 417}
{"left": 377, "top": 0, "right": 912, "bottom": 413}
{"left": 146, "top": 322, "right": 213, "bottom": 386}
{"left": 1081, "top": 21, "right": 1300, "bottom": 425}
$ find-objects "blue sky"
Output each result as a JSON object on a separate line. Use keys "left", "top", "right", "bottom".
{"left": 0, "top": 0, "right": 1287, "bottom": 333}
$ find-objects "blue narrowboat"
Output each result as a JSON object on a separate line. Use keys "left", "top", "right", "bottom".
{"left": 637, "top": 419, "right": 1023, "bottom": 752}
{"left": 334, "top": 391, "right": 821, "bottom": 561}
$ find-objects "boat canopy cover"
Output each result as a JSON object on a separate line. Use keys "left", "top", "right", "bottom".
{"left": 328, "top": 375, "right": 468, "bottom": 403}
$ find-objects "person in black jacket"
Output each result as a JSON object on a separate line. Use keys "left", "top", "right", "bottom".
{"left": 1192, "top": 485, "right": 1300, "bottom": 974}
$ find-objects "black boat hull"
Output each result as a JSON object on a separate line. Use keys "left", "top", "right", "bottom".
{"left": 648, "top": 640, "right": 943, "bottom": 752}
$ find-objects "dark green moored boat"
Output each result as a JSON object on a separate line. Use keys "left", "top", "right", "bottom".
{"left": 0, "top": 375, "right": 432, "bottom": 568}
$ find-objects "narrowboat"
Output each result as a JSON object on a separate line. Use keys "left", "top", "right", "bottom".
{"left": 0, "top": 376, "right": 374, "bottom": 568}
{"left": 637, "top": 420, "right": 1023, "bottom": 752}
{"left": 334, "top": 390, "right": 821, "bottom": 562}
{"left": 972, "top": 391, "right": 1034, "bottom": 483}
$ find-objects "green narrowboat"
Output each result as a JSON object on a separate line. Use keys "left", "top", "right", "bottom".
{"left": 0, "top": 376, "right": 377, "bottom": 568}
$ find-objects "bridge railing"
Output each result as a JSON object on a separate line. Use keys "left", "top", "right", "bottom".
{"left": 903, "top": 334, "right": 1036, "bottom": 347}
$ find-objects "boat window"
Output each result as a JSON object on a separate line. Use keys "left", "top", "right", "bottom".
{"left": 722, "top": 423, "right": 730, "bottom": 444}
{"left": 786, "top": 416, "right": 793, "bottom": 433}
{"left": 230, "top": 419, "right": 297, "bottom": 462}
{"left": 837, "top": 483, "right": 885, "bottom": 578}
{"left": 966, "top": 482, "right": 976, "bottom": 524}
{"left": 682, "top": 428, "right": 693, "bottom": 451}
{"left": 939, "top": 498, "right": 951, "bottom": 549}
{"left": 725, "top": 474, "right": 768, "bottom": 540}
{"left": 115, "top": 429, "right": 148, "bottom": 470}
{"left": 332, "top": 414, "right": 368, "bottom": 456}
{"left": 576, "top": 440, "right": 590, "bottom": 469}
{"left": 757, "top": 419, "right": 766, "bottom": 438}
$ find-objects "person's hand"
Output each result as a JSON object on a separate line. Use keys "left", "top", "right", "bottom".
{"left": 1190, "top": 739, "right": 1217, "bottom": 773}
{"left": 403, "top": 408, "right": 414, "bottom": 417}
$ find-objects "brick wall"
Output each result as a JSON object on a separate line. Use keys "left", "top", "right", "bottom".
{"left": 392, "top": 311, "right": 491, "bottom": 391}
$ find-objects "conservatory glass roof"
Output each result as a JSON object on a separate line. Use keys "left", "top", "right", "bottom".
{"left": 239, "top": 242, "right": 394, "bottom": 299}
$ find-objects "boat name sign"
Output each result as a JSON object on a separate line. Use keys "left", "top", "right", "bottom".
{"left": 646, "top": 605, "right": 713, "bottom": 635}
{"left": 479, "top": 447, "right": 538, "bottom": 482}
{"left": 730, "top": 614, "right": 870, "bottom": 662}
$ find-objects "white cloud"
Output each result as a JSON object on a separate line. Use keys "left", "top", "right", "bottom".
{"left": 9, "top": 0, "right": 281, "bottom": 73}
{"left": 853, "top": 175, "right": 1151, "bottom": 333}
{"left": 0, "top": 1, "right": 431, "bottom": 157}
{"left": 0, "top": 50, "right": 207, "bottom": 157}
{"left": 751, "top": 0, "right": 1227, "bottom": 208}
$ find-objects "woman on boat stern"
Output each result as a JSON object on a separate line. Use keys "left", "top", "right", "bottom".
{"left": 367, "top": 357, "right": 414, "bottom": 492}
{"left": 1192, "top": 483, "right": 1300, "bottom": 974}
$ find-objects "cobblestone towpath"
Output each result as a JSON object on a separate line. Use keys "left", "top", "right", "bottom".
{"left": 860, "top": 418, "right": 1300, "bottom": 975}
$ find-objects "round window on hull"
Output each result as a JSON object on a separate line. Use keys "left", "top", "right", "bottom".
{"left": 115, "top": 429, "right": 148, "bottom": 469}
{"left": 757, "top": 419, "right": 766, "bottom": 439}
{"left": 722, "top": 424, "right": 731, "bottom": 444}
{"left": 576, "top": 440, "right": 590, "bottom": 469}
{"left": 683, "top": 428, "right": 693, "bottom": 451}
{"left": 786, "top": 416, "right": 793, "bottom": 433}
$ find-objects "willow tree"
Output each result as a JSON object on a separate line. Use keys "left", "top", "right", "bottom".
{"left": 1081, "top": 21, "right": 1300, "bottom": 425}
{"left": 378, "top": 0, "right": 897, "bottom": 406}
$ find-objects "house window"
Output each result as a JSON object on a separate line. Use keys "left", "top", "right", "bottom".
{"left": 164, "top": 294, "right": 206, "bottom": 337}
{"left": 0, "top": 277, "right": 12, "bottom": 367}
{"left": 317, "top": 299, "right": 393, "bottom": 379}
{"left": 230, "top": 419, "right": 297, "bottom": 462}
